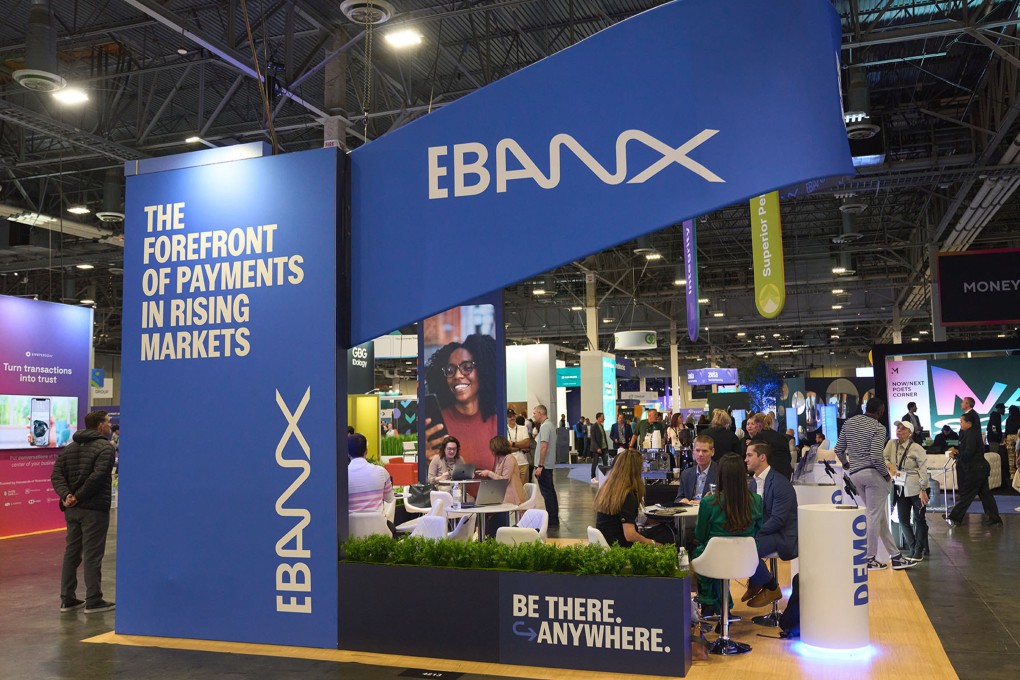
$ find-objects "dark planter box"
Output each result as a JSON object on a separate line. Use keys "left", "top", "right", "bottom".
{"left": 339, "top": 562, "right": 691, "bottom": 677}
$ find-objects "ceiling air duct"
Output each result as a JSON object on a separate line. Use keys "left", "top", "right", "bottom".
{"left": 632, "top": 235, "right": 657, "bottom": 257}
{"left": 96, "top": 168, "right": 125, "bottom": 223}
{"left": 340, "top": 0, "right": 395, "bottom": 24}
{"left": 835, "top": 192, "right": 867, "bottom": 215}
{"left": 832, "top": 211, "right": 863, "bottom": 245}
{"left": 843, "top": 67, "right": 880, "bottom": 140}
{"left": 12, "top": 0, "right": 66, "bottom": 92}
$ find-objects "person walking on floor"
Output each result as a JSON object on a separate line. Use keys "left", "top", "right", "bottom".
{"left": 947, "top": 410, "right": 1003, "bottom": 527}
{"left": 833, "top": 397, "right": 914, "bottom": 570}
{"left": 50, "top": 410, "right": 117, "bottom": 614}
{"left": 533, "top": 405, "right": 560, "bottom": 528}
{"left": 885, "top": 420, "right": 929, "bottom": 561}
{"left": 589, "top": 412, "right": 609, "bottom": 484}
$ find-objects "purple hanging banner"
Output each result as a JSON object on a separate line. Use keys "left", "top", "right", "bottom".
{"left": 683, "top": 219, "right": 699, "bottom": 342}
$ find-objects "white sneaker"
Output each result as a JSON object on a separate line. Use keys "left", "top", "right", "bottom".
{"left": 591, "top": 478, "right": 599, "bottom": 485}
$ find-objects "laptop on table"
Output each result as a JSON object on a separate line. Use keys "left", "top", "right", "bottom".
{"left": 459, "top": 479, "right": 509, "bottom": 508}
{"left": 452, "top": 463, "right": 476, "bottom": 480}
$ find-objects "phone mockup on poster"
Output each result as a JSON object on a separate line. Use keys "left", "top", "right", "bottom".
{"left": 423, "top": 393, "right": 447, "bottom": 443}
{"left": 31, "top": 397, "right": 51, "bottom": 447}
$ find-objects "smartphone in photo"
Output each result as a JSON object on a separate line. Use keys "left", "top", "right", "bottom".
{"left": 31, "top": 397, "right": 51, "bottom": 447}
{"left": 423, "top": 393, "right": 447, "bottom": 443}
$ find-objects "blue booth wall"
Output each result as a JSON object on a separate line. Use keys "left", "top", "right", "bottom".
{"left": 118, "top": 146, "right": 343, "bottom": 648}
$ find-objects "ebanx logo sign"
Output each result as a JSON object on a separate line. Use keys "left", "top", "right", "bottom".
{"left": 427, "top": 129, "right": 724, "bottom": 199}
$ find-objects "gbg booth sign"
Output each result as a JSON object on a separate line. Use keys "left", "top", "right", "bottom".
{"left": 117, "top": 0, "right": 853, "bottom": 674}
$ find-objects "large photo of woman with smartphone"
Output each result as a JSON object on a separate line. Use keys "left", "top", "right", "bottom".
{"left": 421, "top": 304, "right": 500, "bottom": 471}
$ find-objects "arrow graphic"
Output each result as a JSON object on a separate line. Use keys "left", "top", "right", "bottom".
{"left": 512, "top": 621, "right": 537, "bottom": 642}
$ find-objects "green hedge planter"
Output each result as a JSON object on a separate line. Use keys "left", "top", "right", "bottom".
{"left": 339, "top": 537, "right": 692, "bottom": 676}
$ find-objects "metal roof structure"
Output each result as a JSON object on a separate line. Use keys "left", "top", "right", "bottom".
{"left": 1, "top": 0, "right": 1019, "bottom": 373}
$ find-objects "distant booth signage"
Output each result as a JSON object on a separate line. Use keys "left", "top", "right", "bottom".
{"left": 686, "top": 368, "right": 739, "bottom": 385}
{"left": 938, "top": 248, "right": 1020, "bottom": 325}
{"left": 114, "top": 0, "right": 853, "bottom": 674}
{"left": 0, "top": 296, "right": 91, "bottom": 538}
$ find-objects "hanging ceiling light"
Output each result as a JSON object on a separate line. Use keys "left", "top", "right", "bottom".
{"left": 13, "top": 0, "right": 66, "bottom": 92}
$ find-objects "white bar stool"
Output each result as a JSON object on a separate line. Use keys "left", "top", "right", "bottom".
{"left": 691, "top": 536, "right": 760, "bottom": 655}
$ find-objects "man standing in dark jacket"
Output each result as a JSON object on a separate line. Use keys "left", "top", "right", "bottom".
{"left": 51, "top": 410, "right": 116, "bottom": 614}
{"left": 745, "top": 413, "right": 793, "bottom": 479}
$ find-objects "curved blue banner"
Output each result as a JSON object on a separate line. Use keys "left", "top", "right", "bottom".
{"left": 350, "top": 0, "right": 852, "bottom": 344}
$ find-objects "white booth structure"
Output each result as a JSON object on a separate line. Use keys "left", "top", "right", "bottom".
{"left": 799, "top": 504, "right": 871, "bottom": 651}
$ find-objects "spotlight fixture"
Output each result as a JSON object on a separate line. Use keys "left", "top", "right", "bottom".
{"left": 698, "top": 298, "right": 709, "bottom": 304}
{"left": 384, "top": 28, "right": 424, "bottom": 48}
{"left": 673, "top": 278, "right": 686, "bottom": 286}
{"left": 79, "top": 298, "right": 95, "bottom": 305}
{"left": 75, "top": 264, "right": 94, "bottom": 270}
{"left": 52, "top": 87, "right": 88, "bottom": 105}
{"left": 919, "top": 330, "right": 930, "bottom": 335}
{"left": 569, "top": 306, "right": 582, "bottom": 311}
{"left": 832, "top": 304, "right": 843, "bottom": 310}
{"left": 532, "top": 288, "right": 546, "bottom": 296}
{"left": 736, "top": 332, "right": 746, "bottom": 337}
{"left": 832, "top": 266, "right": 848, "bottom": 275}
{"left": 67, "top": 205, "right": 90, "bottom": 215}
{"left": 712, "top": 312, "right": 724, "bottom": 318}
{"left": 831, "top": 288, "right": 845, "bottom": 295}
{"left": 602, "top": 318, "right": 614, "bottom": 323}
{"left": 644, "top": 252, "right": 663, "bottom": 261}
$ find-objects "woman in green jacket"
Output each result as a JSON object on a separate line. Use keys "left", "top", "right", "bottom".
{"left": 692, "top": 452, "right": 763, "bottom": 617}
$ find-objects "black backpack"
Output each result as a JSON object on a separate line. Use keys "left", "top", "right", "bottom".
{"left": 778, "top": 573, "right": 800, "bottom": 638}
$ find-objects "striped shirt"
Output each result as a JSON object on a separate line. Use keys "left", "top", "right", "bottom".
{"left": 348, "top": 457, "right": 394, "bottom": 512}
{"left": 833, "top": 414, "right": 889, "bottom": 476}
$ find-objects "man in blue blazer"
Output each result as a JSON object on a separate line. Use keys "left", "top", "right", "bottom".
{"left": 742, "top": 442, "right": 798, "bottom": 608}
{"left": 610, "top": 413, "right": 633, "bottom": 452}
{"left": 675, "top": 435, "right": 717, "bottom": 503}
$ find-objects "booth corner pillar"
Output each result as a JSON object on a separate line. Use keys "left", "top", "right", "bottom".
{"left": 580, "top": 350, "right": 616, "bottom": 422}
{"left": 507, "top": 344, "right": 557, "bottom": 422}
{"left": 584, "top": 272, "right": 598, "bottom": 353}
{"left": 798, "top": 504, "right": 870, "bottom": 650}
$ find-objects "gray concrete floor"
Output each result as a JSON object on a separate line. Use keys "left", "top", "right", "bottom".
{"left": 905, "top": 510, "right": 1020, "bottom": 680}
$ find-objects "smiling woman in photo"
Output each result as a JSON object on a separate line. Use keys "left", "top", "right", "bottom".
{"left": 424, "top": 333, "right": 499, "bottom": 470}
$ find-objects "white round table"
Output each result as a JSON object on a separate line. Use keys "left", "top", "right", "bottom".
{"left": 449, "top": 503, "right": 518, "bottom": 540}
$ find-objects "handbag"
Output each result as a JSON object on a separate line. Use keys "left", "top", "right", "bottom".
{"left": 407, "top": 483, "right": 436, "bottom": 507}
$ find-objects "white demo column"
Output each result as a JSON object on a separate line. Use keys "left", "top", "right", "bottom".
{"left": 798, "top": 504, "right": 870, "bottom": 650}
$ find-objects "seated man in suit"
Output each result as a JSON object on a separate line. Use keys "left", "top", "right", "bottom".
{"left": 742, "top": 442, "right": 798, "bottom": 608}
{"left": 675, "top": 435, "right": 718, "bottom": 504}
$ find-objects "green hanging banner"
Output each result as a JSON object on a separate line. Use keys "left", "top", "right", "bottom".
{"left": 750, "top": 191, "right": 786, "bottom": 318}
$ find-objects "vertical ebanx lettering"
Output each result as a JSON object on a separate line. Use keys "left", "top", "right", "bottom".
{"left": 275, "top": 388, "right": 313, "bottom": 613}
{"left": 851, "top": 513, "right": 868, "bottom": 606}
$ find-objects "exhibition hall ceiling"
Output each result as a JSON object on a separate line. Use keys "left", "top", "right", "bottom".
{"left": 1, "top": 0, "right": 1019, "bottom": 370}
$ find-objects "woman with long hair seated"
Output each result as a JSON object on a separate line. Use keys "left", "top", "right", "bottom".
{"left": 693, "top": 452, "right": 763, "bottom": 617}
{"left": 593, "top": 450, "right": 663, "bottom": 546}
